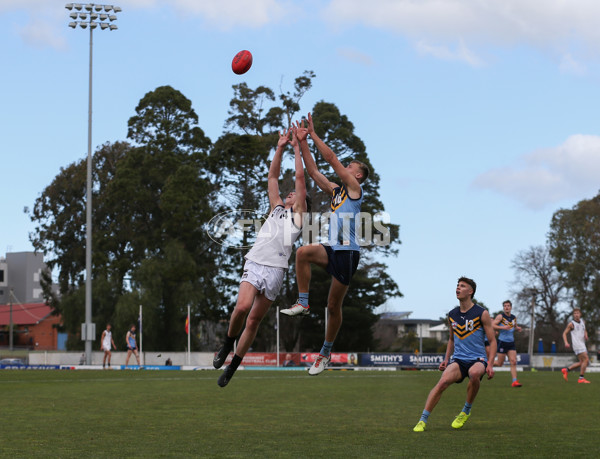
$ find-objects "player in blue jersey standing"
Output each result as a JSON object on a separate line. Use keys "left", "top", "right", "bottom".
{"left": 413, "top": 277, "right": 496, "bottom": 432}
{"left": 280, "top": 113, "right": 369, "bottom": 376}
{"left": 492, "top": 300, "right": 523, "bottom": 387}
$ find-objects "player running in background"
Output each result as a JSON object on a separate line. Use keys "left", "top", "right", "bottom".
{"left": 413, "top": 277, "right": 496, "bottom": 432}
{"left": 100, "top": 324, "right": 117, "bottom": 369}
{"left": 561, "top": 308, "right": 591, "bottom": 384}
{"left": 280, "top": 113, "right": 369, "bottom": 376}
{"left": 492, "top": 300, "right": 522, "bottom": 387}
{"left": 213, "top": 128, "right": 308, "bottom": 387}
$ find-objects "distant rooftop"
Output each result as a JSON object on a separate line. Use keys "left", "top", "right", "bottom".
{"left": 379, "top": 311, "right": 412, "bottom": 320}
{"left": 0, "top": 303, "right": 53, "bottom": 326}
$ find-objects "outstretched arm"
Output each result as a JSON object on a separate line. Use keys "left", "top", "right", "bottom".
{"left": 294, "top": 120, "right": 335, "bottom": 194}
{"left": 306, "top": 112, "right": 362, "bottom": 199}
{"left": 290, "top": 131, "right": 307, "bottom": 217}
{"left": 267, "top": 129, "right": 290, "bottom": 210}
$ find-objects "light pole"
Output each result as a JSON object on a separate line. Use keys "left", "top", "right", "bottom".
{"left": 66, "top": 3, "right": 121, "bottom": 365}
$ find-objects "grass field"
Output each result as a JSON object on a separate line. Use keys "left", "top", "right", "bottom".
{"left": 0, "top": 368, "right": 597, "bottom": 458}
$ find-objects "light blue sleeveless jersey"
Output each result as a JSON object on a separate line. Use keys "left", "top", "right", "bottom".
{"left": 327, "top": 184, "right": 363, "bottom": 251}
{"left": 449, "top": 304, "right": 487, "bottom": 362}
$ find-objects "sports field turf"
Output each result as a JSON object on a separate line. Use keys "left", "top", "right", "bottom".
{"left": 0, "top": 369, "right": 596, "bottom": 458}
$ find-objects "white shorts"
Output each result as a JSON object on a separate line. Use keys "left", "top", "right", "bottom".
{"left": 241, "top": 260, "right": 285, "bottom": 301}
{"left": 574, "top": 347, "right": 587, "bottom": 356}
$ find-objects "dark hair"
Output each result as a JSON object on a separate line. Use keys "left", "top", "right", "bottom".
{"left": 503, "top": 300, "right": 512, "bottom": 307}
{"left": 351, "top": 160, "right": 369, "bottom": 184}
{"left": 458, "top": 276, "right": 476, "bottom": 298}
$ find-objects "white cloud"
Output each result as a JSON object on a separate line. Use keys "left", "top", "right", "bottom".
{"left": 337, "top": 47, "right": 374, "bottom": 66}
{"left": 3, "top": 0, "right": 296, "bottom": 49}
{"left": 559, "top": 53, "right": 587, "bottom": 76}
{"left": 472, "top": 135, "right": 600, "bottom": 209}
{"left": 125, "top": 0, "right": 294, "bottom": 30}
{"left": 416, "top": 39, "right": 483, "bottom": 67}
{"left": 322, "top": 0, "right": 600, "bottom": 67}
{"left": 18, "top": 19, "right": 66, "bottom": 49}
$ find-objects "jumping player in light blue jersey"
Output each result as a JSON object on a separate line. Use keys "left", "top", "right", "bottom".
{"left": 413, "top": 277, "right": 496, "bottom": 432}
{"left": 280, "top": 113, "right": 369, "bottom": 376}
{"left": 492, "top": 300, "right": 523, "bottom": 387}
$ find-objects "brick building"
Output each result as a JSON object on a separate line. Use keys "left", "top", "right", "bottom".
{"left": 0, "top": 302, "right": 61, "bottom": 350}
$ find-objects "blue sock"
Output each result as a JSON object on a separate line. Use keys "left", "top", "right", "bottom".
{"left": 512, "top": 377, "right": 517, "bottom": 382}
{"left": 463, "top": 402, "right": 472, "bottom": 415}
{"left": 319, "top": 341, "right": 334, "bottom": 357}
{"left": 298, "top": 292, "right": 309, "bottom": 308}
{"left": 419, "top": 410, "right": 430, "bottom": 423}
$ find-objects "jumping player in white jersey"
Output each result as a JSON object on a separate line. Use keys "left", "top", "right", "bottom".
{"left": 561, "top": 308, "right": 590, "bottom": 384}
{"left": 213, "top": 127, "right": 308, "bottom": 387}
{"left": 100, "top": 324, "right": 117, "bottom": 369}
{"left": 280, "top": 113, "right": 369, "bottom": 376}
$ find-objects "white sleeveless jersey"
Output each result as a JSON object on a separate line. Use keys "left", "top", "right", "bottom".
{"left": 570, "top": 319, "right": 586, "bottom": 351}
{"left": 102, "top": 330, "right": 112, "bottom": 350}
{"left": 245, "top": 206, "right": 302, "bottom": 269}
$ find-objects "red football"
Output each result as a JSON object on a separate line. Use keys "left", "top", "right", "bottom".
{"left": 232, "top": 50, "right": 253, "bottom": 75}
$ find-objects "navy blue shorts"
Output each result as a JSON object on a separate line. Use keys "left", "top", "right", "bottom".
{"left": 497, "top": 340, "right": 516, "bottom": 354}
{"left": 451, "top": 358, "right": 487, "bottom": 383}
{"left": 323, "top": 245, "right": 360, "bottom": 286}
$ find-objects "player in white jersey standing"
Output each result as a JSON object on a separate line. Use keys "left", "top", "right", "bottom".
{"left": 213, "top": 127, "right": 308, "bottom": 387}
{"left": 561, "top": 308, "right": 590, "bottom": 384}
{"left": 100, "top": 324, "right": 116, "bottom": 369}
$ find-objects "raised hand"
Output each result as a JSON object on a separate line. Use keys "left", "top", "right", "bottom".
{"left": 277, "top": 127, "right": 291, "bottom": 149}
{"left": 306, "top": 112, "right": 315, "bottom": 135}
{"left": 290, "top": 129, "right": 299, "bottom": 148}
{"left": 293, "top": 120, "right": 308, "bottom": 142}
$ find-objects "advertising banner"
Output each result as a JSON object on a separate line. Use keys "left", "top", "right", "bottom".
{"left": 361, "top": 353, "right": 530, "bottom": 367}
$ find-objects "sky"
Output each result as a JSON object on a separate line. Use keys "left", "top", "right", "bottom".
{"left": 2, "top": 0, "right": 600, "bottom": 320}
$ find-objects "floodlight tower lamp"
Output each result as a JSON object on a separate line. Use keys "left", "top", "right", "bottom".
{"left": 65, "top": 2, "right": 121, "bottom": 365}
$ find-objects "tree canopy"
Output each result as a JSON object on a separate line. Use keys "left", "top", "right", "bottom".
{"left": 28, "top": 74, "right": 402, "bottom": 353}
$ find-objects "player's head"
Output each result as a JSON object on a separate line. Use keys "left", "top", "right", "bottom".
{"left": 106, "top": 324, "right": 112, "bottom": 331}
{"left": 457, "top": 276, "right": 476, "bottom": 299}
{"left": 130, "top": 324, "right": 136, "bottom": 332}
{"left": 573, "top": 308, "right": 581, "bottom": 320}
{"left": 284, "top": 191, "right": 297, "bottom": 208}
{"left": 284, "top": 191, "right": 311, "bottom": 212}
{"left": 502, "top": 300, "right": 512, "bottom": 313}
{"left": 348, "top": 160, "right": 369, "bottom": 184}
